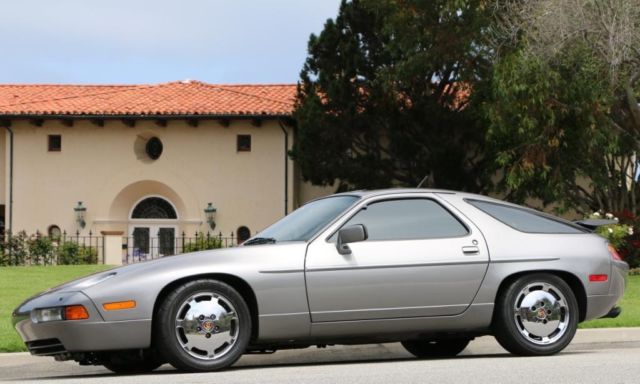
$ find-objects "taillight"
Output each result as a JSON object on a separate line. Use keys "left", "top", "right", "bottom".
{"left": 608, "top": 244, "right": 623, "bottom": 261}
{"left": 589, "top": 274, "right": 608, "bottom": 282}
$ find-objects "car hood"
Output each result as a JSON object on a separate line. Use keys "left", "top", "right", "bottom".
{"left": 56, "top": 241, "right": 308, "bottom": 294}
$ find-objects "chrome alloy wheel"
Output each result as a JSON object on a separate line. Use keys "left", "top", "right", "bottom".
{"left": 175, "top": 292, "right": 239, "bottom": 360}
{"left": 513, "top": 282, "right": 570, "bottom": 345}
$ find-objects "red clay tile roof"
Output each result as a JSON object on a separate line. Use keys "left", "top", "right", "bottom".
{"left": 0, "top": 80, "right": 296, "bottom": 117}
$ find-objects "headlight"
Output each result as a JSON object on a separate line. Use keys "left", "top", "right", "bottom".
{"left": 31, "top": 307, "right": 64, "bottom": 323}
{"left": 31, "top": 305, "right": 90, "bottom": 323}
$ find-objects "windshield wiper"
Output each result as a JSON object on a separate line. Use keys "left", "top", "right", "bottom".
{"left": 243, "top": 237, "right": 277, "bottom": 246}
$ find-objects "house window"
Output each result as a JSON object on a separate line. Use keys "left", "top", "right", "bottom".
{"left": 48, "top": 135, "right": 61, "bottom": 152}
{"left": 145, "top": 137, "right": 163, "bottom": 160}
{"left": 47, "top": 225, "right": 61, "bottom": 240}
{"left": 131, "top": 197, "right": 178, "bottom": 219}
{"left": 236, "top": 226, "right": 251, "bottom": 244}
{"left": 237, "top": 135, "right": 251, "bottom": 152}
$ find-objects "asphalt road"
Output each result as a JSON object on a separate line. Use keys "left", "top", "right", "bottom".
{"left": 1, "top": 328, "right": 639, "bottom": 384}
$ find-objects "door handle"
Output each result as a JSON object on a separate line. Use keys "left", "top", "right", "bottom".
{"left": 462, "top": 246, "right": 480, "bottom": 255}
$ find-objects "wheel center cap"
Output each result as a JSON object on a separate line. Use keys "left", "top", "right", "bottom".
{"left": 536, "top": 308, "right": 547, "bottom": 320}
{"left": 201, "top": 319, "right": 216, "bottom": 333}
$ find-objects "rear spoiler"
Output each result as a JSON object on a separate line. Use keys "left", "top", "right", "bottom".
{"left": 573, "top": 219, "right": 618, "bottom": 231}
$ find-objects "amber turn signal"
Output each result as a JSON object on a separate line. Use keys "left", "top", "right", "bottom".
{"left": 102, "top": 300, "right": 137, "bottom": 311}
{"left": 64, "top": 305, "right": 90, "bottom": 320}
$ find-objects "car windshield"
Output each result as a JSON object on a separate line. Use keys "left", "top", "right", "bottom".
{"left": 246, "top": 195, "right": 360, "bottom": 244}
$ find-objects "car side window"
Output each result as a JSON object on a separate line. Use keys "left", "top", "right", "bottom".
{"left": 337, "top": 198, "right": 469, "bottom": 241}
{"left": 467, "top": 200, "right": 585, "bottom": 234}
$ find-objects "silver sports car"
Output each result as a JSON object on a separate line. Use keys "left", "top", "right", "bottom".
{"left": 13, "top": 189, "right": 628, "bottom": 373}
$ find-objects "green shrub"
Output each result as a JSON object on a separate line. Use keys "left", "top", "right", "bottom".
{"left": 587, "top": 212, "right": 632, "bottom": 250}
{"left": 182, "top": 233, "right": 223, "bottom": 253}
{"left": 0, "top": 232, "right": 29, "bottom": 266}
{"left": 604, "top": 210, "right": 640, "bottom": 268}
{"left": 57, "top": 241, "right": 98, "bottom": 265}
{"left": 1, "top": 232, "right": 99, "bottom": 266}
{"left": 80, "top": 245, "right": 98, "bottom": 264}
{"left": 28, "top": 237, "right": 56, "bottom": 265}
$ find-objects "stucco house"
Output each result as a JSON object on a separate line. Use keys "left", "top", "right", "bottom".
{"left": 0, "top": 80, "right": 331, "bottom": 261}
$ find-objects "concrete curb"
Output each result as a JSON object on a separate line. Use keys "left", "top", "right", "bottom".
{"left": 573, "top": 327, "right": 640, "bottom": 344}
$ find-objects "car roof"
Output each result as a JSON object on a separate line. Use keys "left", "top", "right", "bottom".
{"left": 331, "top": 188, "right": 494, "bottom": 201}
{"left": 325, "top": 188, "right": 587, "bottom": 232}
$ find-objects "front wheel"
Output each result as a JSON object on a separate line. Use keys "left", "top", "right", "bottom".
{"left": 155, "top": 279, "right": 251, "bottom": 372}
{"left": 401, "top": 338, "right": 471, "bottom": 358}
{"left": 493, "top": 273, "right": 578, "bottom": 356}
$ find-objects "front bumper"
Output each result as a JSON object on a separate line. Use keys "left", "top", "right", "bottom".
{"left": 12, "top": 291, "right": 151, "bottom": 355}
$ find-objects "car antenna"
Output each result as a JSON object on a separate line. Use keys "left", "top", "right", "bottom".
{"left": 416, "top": 175, "right": 430, "bottom": 188}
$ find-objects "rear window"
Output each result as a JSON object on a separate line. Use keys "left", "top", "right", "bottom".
{"left": 467, "top": 200, "right": 585, "bottom": 234}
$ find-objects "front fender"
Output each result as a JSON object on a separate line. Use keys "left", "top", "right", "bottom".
{"left": 81, "top": 243, "right": 311, "bottom": 341}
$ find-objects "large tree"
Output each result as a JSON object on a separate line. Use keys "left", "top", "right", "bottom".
{"left": 487, "top": 0, "right": 640, "bottom": 214}
{"left": 292, "top": 0, "right": 491, "bottom": 191}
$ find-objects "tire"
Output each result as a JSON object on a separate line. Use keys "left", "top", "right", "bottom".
{"left": 493, "top": 273, "right": 578, "bottom": 356}
{"left": 155, "top": 279, "right": 251, "bottom": 372}
{"left": 102, "top": 349, "right": 163, "bottom": 374}
{"left": 401, "top": 338, "right": 470, "bottom": 358}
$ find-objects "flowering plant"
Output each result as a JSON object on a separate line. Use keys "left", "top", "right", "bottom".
{"left": 587, "top": 212, "right": 633, "bottom": 250}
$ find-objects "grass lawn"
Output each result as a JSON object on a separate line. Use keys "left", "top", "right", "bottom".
{"left": 0, "top": 265, "right": 113, "bottom": 352}
{"left": 580, "top": 274, "right": 640, "bottom": 328}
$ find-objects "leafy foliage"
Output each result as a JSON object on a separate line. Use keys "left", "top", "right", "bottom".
{"left": 608, "top": 210, "right": 640, "bottom": 268}
{"left": 1, "top": 232, "right": 99, "bottom": 266}
{"left": 487, "top": 0, "right": 640, "bottom": 214}
{"left": 585, "top": 212, "right": 632, "bottom": 251}
{"left": 182, "top": 233, "right": 224, "bottom": 253}
{"left": 0, "top": 232, "right": 29, "bottom": 266}
{"left": 486, "top": 46, "right": 618, "bottom": 210}
{"left": 293, "top": 0, "right": 491, "bottom": 191}
{"left": 28, "top": 237, "right": 56, "bottom": 265}
{"left": 57, "top": 241, "right": 98, "bottom": 265}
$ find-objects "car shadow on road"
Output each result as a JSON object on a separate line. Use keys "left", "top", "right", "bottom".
{"left": 5, "top": 351, "right": 595, "bottom": 381}
{"left": 230, "top": 350, "right": 592, "bottom": 372}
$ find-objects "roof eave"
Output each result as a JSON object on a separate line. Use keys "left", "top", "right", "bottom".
{"left": 0, "top": 113, "right": 292, "bottom": 120}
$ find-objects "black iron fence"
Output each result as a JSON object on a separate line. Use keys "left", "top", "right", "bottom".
{"left": 122, "top": 231, "right": 240, "bottom": 264}
{"left": 0, "top": 231, "right": 104, "bottom": 266}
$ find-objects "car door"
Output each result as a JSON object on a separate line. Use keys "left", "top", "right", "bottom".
{"left": 304, "top": 194, "right": 489, "bottom": 322}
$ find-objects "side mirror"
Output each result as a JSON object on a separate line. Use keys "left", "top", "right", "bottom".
{"left": 336, "top": 224, "right": 368, "bottom": 255}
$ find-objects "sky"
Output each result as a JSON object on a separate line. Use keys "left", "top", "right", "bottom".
{"left": 0, "top": 0, "right": 342, "bottom": 85}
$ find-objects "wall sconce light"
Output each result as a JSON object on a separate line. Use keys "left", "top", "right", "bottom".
{"left": 204, "top": 203, "right": 217, "bottom": 230}
{"left": 74, "top": 201, "right": 86, "bottom": 229}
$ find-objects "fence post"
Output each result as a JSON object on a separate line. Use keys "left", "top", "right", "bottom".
{"left": 101, "top": 231, "right": 124, "bottom": 266}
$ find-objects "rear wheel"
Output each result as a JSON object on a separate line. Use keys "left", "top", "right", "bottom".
{"left": 401, "top": 338, "right": 471, "bottom": 358}
{"left": 493, "top": 273, "right": 578, "bottom": 356}
{"left": 155, "top": 279, "right": 251, "bottom": 372}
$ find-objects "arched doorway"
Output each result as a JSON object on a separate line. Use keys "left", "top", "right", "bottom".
{"left": 128, "top": 196, "right": 178, "bottom": 259}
